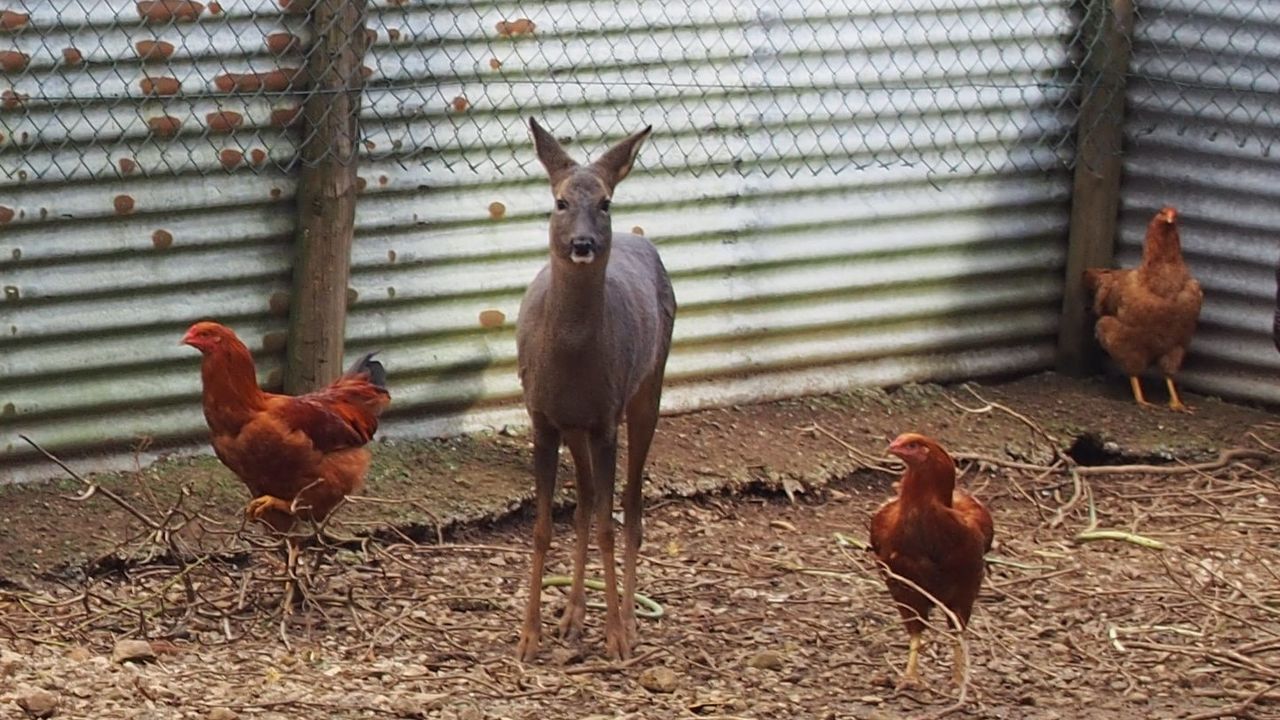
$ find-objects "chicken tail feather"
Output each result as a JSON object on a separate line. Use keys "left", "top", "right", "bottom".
{"left": 345, "top": 352, "right": 387, "bottom": 389}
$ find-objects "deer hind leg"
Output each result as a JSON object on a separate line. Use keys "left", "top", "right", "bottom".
{"left": 558, "top": 431, "right": 596, "bottom": 643}
{"left": 620, "top": 372, "right": 663, "bottom": 648}
{"left": 588, "top": 427, "right": 627, "bottom": 660}
{"left": 516, "top": 416, "right": 561, "bottom": 662}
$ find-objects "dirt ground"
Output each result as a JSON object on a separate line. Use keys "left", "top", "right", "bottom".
{"left": 2, "top": 373, "right": 1280, "bottom": 719}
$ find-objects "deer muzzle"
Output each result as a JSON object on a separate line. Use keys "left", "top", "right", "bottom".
{"left": 569, "top": 237, "right": 597, "bottom": 264}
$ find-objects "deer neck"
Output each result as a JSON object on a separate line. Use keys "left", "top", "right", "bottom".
{"left": 544, "top": 259, "right": 609, "bottom": 342}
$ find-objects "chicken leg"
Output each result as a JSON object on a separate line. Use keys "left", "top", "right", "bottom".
{"left": 897, "top": 633, "right": 923, "bottom": 689}
{"left": 1128, "top": 376, "right": 1153, "bottom": 408}
{"left": 1165, "top": 377, "right": 1193, "bottom": 413}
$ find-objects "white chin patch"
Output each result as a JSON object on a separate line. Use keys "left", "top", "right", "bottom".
{"left": 571, "top": 252, "right": 595, "bottom": 264}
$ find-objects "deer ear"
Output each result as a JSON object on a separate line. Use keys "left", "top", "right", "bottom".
{"left": 529, "top": 118, "right": 578, "bottom": 187}
{"left": 592, "top": 125, "right": 652, "bottom": 189}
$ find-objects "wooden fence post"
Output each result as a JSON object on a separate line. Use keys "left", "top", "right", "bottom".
{"left": 1056, "top": 0, "right": 1135, "bottom": 376}
{"left": 284, "top": 0, "right": 369, "bottom": 394}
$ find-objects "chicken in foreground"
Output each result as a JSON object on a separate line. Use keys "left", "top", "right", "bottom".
{"left": 870, "top": 433, "right": 994, "bottom": 689}
{"left": 181, "top": 321, "right": 389, "bottom": 599}
{"left": 1083, "top": 206, "right": 1203, "bottom": 412}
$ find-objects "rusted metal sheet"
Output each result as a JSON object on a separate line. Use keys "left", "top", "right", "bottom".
{"left": 1118, "top": 0, "right": 1280, "bottom": 404}
{"left": 351, "top": 0, "right": 1077, "bottom": 440}
{"left": 0, "top": 1, "right": 300, "bottom": 477}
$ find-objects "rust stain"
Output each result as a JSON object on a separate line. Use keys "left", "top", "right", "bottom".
{"left": 0, "top": 131, "right": 4, "bottom": 143}
{"left": 478, "top": 309, "right": 506, "bottom": 328}
{"left": 113, "top": 195, "right": 136, "bottom": 216}
{"left": 206, "top": 110, "right": 243, "bottom": 132}
{"left": 140, "top": 76, "right": 181, "bottom": 96}
{"left": 1, "top": 89, "right": 27, "bottom": 111}
{"left": 387, "top": 0, "right": 408, "bottom": 5}
{"left": 151, "top": 229, "right": 173, "bottom": 250}
{"left": 135, "top": 40, "right": 176, "bottom": 61}
{"left": 451, "top": 96, "right": 470, "bottom": 112}
{"left": 355, "top": 176, "right": 367, "bottom": 193}
{"left": 269, "top": 106, "right": 301, "bottom": 128}
{"left": 249, "top": 148, "right": 267, "bottom": 166}
{"left": 386, "top": 287, "right": 396, "bottom": 298}
{"left": 3, "top": 286, "right": 18, "bottom": 301}
{"left": 136, "top": 0, "right": 205, "bottom": 23}
{"left": 61, "top": 48, "right": 84, "bottom": 66}
{"left": 214, "top": 69, "right": 298, "bottom": 93}
{"left": 261, "top": 331, "right": 288, "bottom": 354}
{"left": 363, "top": 140, "right": 376, "bottom": 151}
{"left": 147, "top": 115, "right": 182, "bottom": 136}
{"left": 363, "top": 29, "right": 377, "bottom": 46}
{"left": 265, "top": 32, "right": 300, "bottom": 55}
{"left": 0, "top": 206, "right": 13, "bottom": 223}
{"left": 345, "top": 287, "right": 358, "bottom": 306}
{"left": 387, "top": 28, "right": 401, "bottom": 41}
{"left": 359, "top": 65, "right": 374, "bottom": 80}
{"left": 0, "top": 10, "right": 30, "bottom": 31}
{"left": 219, "top": 148, "right": 243, "bottom": 169}
{"left": 278, "top": 0, "right": 305, "bottom": 13}
{"left": 489, "top": 58, "right": 502, "bottom": 70}
{"left": 386, "top": 250, "right": 397, "bottom": 263}
{"left": 269, "top": 187, "right": 282, "bottom": 199}
{"left": 495, "top": 18, "right": 536, "bottom": 38}
{"left": 11, "top": 248, "right": 19, "bottom": 259}
{"left": 488, "top": 201, "right": 506, "bottom": 220}
{"left": 268, "top": 291, "right": 290, "bottom": 317}
{"left": 631, "top": 225, "right": 645, "bottom": 236}
{"left": 1, "top": 402, "right": 14, "bottom": 416}
{"left": 208, "top": 1, "right": 222, "bottom": 14}
{"left": 377, "top": 175, "right": 388, "bottom": 186}
{"left": 118, "top": 157, "right": 138, "bottom": 174}
{"left": 0, "top": 50, "right": 28, "bottom": 73}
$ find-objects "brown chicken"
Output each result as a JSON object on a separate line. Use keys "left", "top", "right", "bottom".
{"left": 870, "top": 433, "right": 994, "bottom": 688}
{"left": 1083, "top": 206, "right": 1203, "bottom": 411}
{"left": 181, "top": 321, "right": 389, "bottom": 591}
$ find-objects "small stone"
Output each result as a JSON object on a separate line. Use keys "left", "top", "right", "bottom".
{"left": 746, "top": 649, "right": 785, "bottom": 670}
{"left": 16, "top": 688, "right": 59, "bottom": 718}
{"left": 205, "top": 710, "right": 238, "bottom": 720}
{"left": 65, "top": 647, "right": 93, "bottom": 662}
{"left": 0, "top": 648, "right": 23, "bottom": 676}
{"left": 456, "top": 705, "right": 482, "bottom": 720}
{"left": 111, "top": 639, "right": 156, "bottom": 664}
{"left": 638, "top": 665, "right": 680, "bottom": 693}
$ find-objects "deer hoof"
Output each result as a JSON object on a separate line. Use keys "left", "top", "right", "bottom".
{"left": 515, "top": 630, "right": 541, "bottom": 663}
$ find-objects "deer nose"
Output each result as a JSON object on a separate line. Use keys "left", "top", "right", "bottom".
{"left": 570, "top": 237, "right": 596, "bottom": 256}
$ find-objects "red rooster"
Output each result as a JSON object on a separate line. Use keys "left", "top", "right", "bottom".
{"left": 181, "top": 321, "right": 389, "bottom": 591}
{"left": 869, "top": 433, "right": 994, "bottom": 688}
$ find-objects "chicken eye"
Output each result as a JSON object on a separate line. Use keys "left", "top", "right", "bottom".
{"left": 555, "top": 198, "right": 569, "bottom": 211}
{"left": 599, "top": 199, "right": 611, "bottom": 213}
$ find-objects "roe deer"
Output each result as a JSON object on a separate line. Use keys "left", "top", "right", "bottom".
{"left": 514, "top": 119, "right": 677, "bottom": 662}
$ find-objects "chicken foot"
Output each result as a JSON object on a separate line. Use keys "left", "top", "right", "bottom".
{"left": 246, "top": 494, "right": 294, "bottom": 520}
{"left": 1166, "top": 377, "right": 1194, "bottom": 413}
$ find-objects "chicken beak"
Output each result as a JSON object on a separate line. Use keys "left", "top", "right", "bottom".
{"left": 179, "top": 328, "right": 197, "bottom": 348}
{"left": 1158, "top": 207, "right": 1177, "bottom": 224}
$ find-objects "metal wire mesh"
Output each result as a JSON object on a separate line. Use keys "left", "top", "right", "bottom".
{"left": 0, "top": 0, "right": 1276, "bottom": 184}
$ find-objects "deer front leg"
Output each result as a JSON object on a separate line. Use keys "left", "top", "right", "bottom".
{"left": 589, "top": 429, "right": 628, "bottom": 661}
{"left": 558, "top": 432, "right": 596, "bottom": 643}
{"left": 516, "top": 419, "right": 560, "bottom": 662}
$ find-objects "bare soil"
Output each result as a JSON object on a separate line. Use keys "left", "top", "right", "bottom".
{"left": 1, "top": 373, "right": 1279, "bottom": 719}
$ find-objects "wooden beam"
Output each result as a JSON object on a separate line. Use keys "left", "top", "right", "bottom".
{"left": 1056, "top": 0, "right": 1135, "bottom": 376}
{"left": 285, "top": 0, "right": 369, "bottom": 394}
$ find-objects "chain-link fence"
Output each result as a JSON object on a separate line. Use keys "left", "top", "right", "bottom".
{"left": 0, "top": 0, "right": 1275, "bottom": 184}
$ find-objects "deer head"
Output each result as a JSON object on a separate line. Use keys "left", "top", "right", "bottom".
{"left": 529, "top": 118, "right": 652, "bottom": 268}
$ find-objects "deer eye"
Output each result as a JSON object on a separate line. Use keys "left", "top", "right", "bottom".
{"left": 555, "top": 198, "right": 569, "bottom": 211}
{"left": 599, "top": 199, "right": 611, "bottom": 213}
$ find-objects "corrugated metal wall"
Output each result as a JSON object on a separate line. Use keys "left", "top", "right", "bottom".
{"left": 1, "top": 1, "right": 301, "bottom": 476}
{"left": 1119, "top": 0, "right": 1280, "bottom": 404}
{"left": 351, "top": 0, "right": 1077, "bottom": 440}
{"left": 2, "top": 0, "right": 1078, "bottom": 476}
